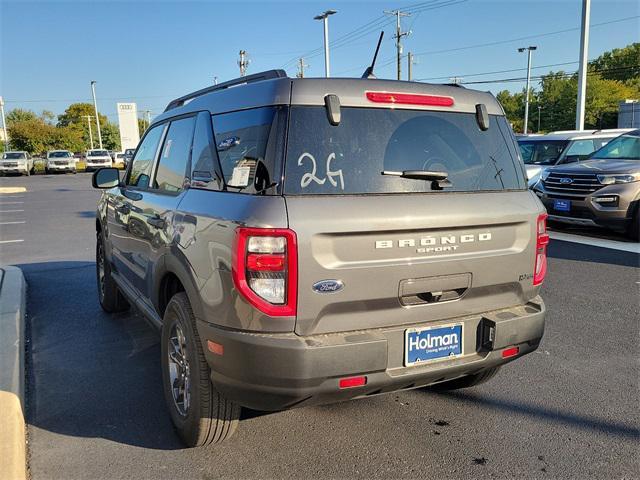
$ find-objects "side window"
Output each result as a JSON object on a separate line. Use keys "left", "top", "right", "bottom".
{"left": 153, "top": 116, "right": 196, "bottom": 193}
{"left": 212, "top": 107, "right": 284, "bottom": 194}
{"left": 191, "top": 112, "right": 222, "bottom": 190}
{"left": 128, "top": 125, "right": 164, "bottom": 188}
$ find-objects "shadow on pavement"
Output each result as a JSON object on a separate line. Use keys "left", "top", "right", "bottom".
{"left": 432, "top": 390, "right": 639, "bottom": 441}
{"left": 23, "top": 261, "right": 185, "bottom": 450}
{"left": 547, "top": 239, "right": 639, "bottom": 268}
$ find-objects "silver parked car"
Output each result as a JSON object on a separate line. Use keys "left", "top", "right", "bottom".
{"left": 92, "top": 69, "right": 548, "bottom": 447}
{"left": 0, "top": 151, "right": 34, "bottom": 176}
{"left": 46, "top": 150, "right": 77, "bottom": 174}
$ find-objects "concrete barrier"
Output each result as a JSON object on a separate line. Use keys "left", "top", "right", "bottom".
{"left": 0, "top": 266, "right": 27, "bottom": 480}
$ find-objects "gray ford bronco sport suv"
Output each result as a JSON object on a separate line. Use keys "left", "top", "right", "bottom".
{"left": 92, "top": 69, "right": 548, "bottom": 447}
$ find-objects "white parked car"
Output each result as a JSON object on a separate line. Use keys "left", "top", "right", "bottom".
{"left": 517, "top": 129, "right": 635, "bottom": 188}
{"left": 85, "top": 149, "right": 113, "bottom": 172}
{"left": 113, "top": 151, "right": 127, "bottom": 169}
{"left": 46, "top": 150, "right": 77, "bottom": 174}
{"left": 0, "top": 151, "right": 34, "bottom": 176}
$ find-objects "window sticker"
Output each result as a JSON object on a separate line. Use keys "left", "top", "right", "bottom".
{"left": 163, "top": 139, "right": 173, "bottom": 158}
{"left": 229, "top": 166, "right": 251, "bottom": 187}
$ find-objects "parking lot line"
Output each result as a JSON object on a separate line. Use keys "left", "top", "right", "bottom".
{"left": 549, "top": 231, "right": 640, "bottom": 254}
{"left": 0, "top": 210, "right": 25, "bottom": 213}
{"left": 0, "top": 202, "right": 24, "bottom": 205}
{"left": 0, "top": 187, "right": 27, "bottom": 194}
{"left": 0, "top": 221, "right": 26, "bottom": 225}
{"left": 0, "top": 239, "right": 24, "bottom": 244}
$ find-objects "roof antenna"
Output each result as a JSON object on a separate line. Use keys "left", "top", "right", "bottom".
{"left": 362, "top": 31, "right": 384, "bottom": 79}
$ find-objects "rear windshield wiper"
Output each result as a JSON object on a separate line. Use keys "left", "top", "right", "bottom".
{"left": 381, "top": 170, "right": 452, "bottom": 190}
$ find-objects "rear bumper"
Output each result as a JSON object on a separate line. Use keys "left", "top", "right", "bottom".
{"left": 198, "top": 298, "right": 545, "bottom": 411}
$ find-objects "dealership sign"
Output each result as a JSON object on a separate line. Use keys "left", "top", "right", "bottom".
{"left": 116, "top": 102, "right": 140, "bottom": 151}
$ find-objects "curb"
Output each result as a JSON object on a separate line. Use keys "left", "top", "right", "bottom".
{"left": 0, "top": 266, "right": 27, "bottom": 480}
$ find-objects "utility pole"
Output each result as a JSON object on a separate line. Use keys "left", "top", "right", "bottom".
{"left": 213, "top": 76, "right": 218, "bottom": 85}
{"left": 90, "top": 81, "right": 103, "bottom": 149}
{"left": 296, "top": 58, "right": 309, "bottom": 78}
{"left": 537, "top": 105, "right": 542, "bottom": 132}
{"left": 449, "top": 76, "right": 464, "bottom": 85}
{"left": 384, "top": 9, "right": 411, "bottom": 81}
{"left": 238, "top": 50, "right": 250, "bottom": 77}
{"left": 407, "top": 52, "right": 414, "bottom": 81}
{"left": 145, "top": 110, "right": 151, "bottom": 130}
{"left": 84, "top": 115, "right": 94, "bottom": 149}
{"left": 0, "top": 96, "right": 8, "bottom": 151}
{"left": 314, "top": 10, "right": 337, "bottom": 78}
{"left": 576, "top": 0, "right": 590, "bottom": 130}
{"left": 518, "top": 46, "right": 537, "bottom": 134}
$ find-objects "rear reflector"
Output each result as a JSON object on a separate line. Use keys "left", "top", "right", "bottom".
{"left": 502, "top": 346, "right": 519, "bottom": 359}
{"left": 339, "top": 376, "right": 367, "bottom": 389}
{"left": 366, "top": 91, "right": 454, "bottom": 107}
{"left": 207, "top": 340, "right": 224, "bottom": 356}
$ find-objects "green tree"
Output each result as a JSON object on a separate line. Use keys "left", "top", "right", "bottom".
{"left": 590, "top": 43, "right": 640, "bottom": 83}
{"left": 6, "top": 108, "right": 38, "bottom": 126}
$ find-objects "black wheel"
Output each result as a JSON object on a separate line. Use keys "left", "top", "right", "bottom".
{"left": 96, "top": 231, "right": 129, "bottom": 313}
{"left": 428, "top": 366, "right": 501, "bottom": 391}
{"left": 161, "top": 292, "right": 240, "bottom": 447}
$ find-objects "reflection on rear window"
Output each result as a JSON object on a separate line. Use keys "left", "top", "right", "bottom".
{"left": 284, "top": 107, "right": 523, "bottom": 195}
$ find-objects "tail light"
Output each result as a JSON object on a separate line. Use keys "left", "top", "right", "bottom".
{"left": 232, "top": 227, "right": 297, "bottom": 317}
{"left": 533, "top": 213, "right": 549, "bottom": 286}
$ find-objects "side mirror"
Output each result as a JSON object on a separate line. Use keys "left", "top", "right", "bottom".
{"left": 92, "top": 167, "right": 121, "bottom": 189}
{"left": 475, "top": 103, "right": 490, "bottom": 131}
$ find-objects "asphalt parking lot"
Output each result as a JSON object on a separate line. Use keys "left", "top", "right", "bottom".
{"left": 1, "top": 173, "right": 638, "bottom": 479}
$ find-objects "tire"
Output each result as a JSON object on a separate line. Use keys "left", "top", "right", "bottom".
{"left": 428, "top": 366, "right": 501, "bottom": 391}
{"left": 161, "top": 292, "right": 240, "bottom": 447}
{"left": 96, "top": 231, "right": 129, "bottom": 313}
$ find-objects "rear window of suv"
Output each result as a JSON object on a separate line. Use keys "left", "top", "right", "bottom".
{"left": 284, "top": 107, "right": 524, "bottom": 195}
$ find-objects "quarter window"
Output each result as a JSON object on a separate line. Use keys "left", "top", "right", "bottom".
{"left": 212, "top": 107, "right": 285, "bottom": 194}
{"left": 154, "top": 116, "right": 196, "bottom": 193}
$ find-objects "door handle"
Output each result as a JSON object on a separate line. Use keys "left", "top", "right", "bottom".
{"left": 147, "top": 216, "right": 165, "bottom": 229}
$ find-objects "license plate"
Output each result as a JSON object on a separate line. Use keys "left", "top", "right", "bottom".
{"left": 553, "top": 199, "right": 571, "bottom": 212}
{"left": 405, "top": 324, "right": 463, "bottom": 366}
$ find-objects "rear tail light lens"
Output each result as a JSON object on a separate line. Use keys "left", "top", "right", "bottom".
{"left": 366, "top": 91, "right": 454, "bottom": 107}
{"left": 533, "top": 213, "right": 549, "bottom": 286}
{"left": 232, "top": 228, "right": 297, "bottom": 316}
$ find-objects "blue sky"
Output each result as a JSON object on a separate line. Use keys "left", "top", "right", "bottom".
{"left": 1, "top": 0, "right": 638, "bottom": 122}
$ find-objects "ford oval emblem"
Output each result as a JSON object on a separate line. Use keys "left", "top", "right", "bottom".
{"left": 312, "top": 279, "right": 344, "bottom": 294}
{"left": 559, "top": 177, "right": 573, "bottom": 184}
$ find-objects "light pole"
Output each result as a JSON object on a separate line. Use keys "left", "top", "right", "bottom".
{"left": 575, "top": 0, "right": 591, "bottom": 130}
{"left": 314, "top": 10, "right": 337, "bottom": 77}
{"left": 518, "top": 46, "right": 537, "bottom": 134}
{"left": 84, "top": 115, "right": 94, "bottom": 149}
{"left": 90, "top": 81, "right": 103, "bottom": 149}
{"left": 537, "top": 105, "right": 542, "bottom": 132}
{"left": 0, "top": 96, "right": 8, "bottom": 151}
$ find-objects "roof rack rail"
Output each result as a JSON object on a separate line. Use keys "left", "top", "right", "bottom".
{"left": 164, "top": 69, "right": 288, "bottom": 112}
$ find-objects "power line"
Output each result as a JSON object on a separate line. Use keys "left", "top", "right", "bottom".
{"left": 453, "top": 64, "right": 639, "bottom": 85}
{"left": 415, "top": 60, "right": 580, "bottom": 81}
{"left": 349, "top": 14, "right": 640, "bottom": 76}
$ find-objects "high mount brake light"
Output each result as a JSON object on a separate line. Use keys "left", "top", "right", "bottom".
{"left": 366, "top": 91, "right": 454, "bottom": 107}
{"left": 232, "top": 227, "right": 297, "bottom": 317}
{"left": 533, "top": 213, "right": 549, "bottom": 286}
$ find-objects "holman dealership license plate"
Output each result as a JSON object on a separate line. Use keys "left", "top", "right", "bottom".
{"left": 404, "top": 324, "right": 463, "bottom": 366}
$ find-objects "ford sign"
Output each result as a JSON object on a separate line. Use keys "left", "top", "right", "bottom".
{"left": 312, "top": 280, "right": 344, "bottom": 294}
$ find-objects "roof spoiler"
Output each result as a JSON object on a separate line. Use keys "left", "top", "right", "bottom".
{"left": 164, "top": 69, "right": 288, "bottom": 112}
